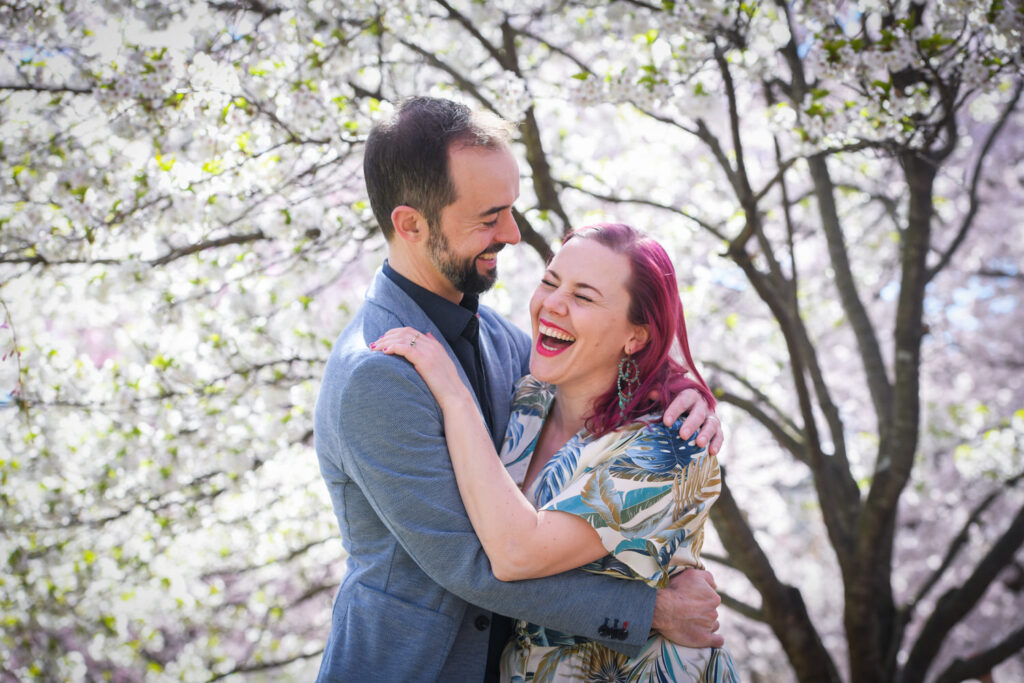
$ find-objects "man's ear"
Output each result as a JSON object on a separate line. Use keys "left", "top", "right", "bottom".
{"left": 626, "top": 325, "right": 650, "bottom": 356}
{"left": 391, "top": 205, "right": 428, "bottom": 242}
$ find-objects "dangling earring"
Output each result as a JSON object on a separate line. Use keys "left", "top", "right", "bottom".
{"left": 617, "top": 353, "right": 640, "bottom": 414}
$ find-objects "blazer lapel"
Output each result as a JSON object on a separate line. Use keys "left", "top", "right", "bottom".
{"left": 476, "top": 326, "right": 509, "bottom": 448}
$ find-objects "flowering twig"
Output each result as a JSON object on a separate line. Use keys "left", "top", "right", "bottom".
{"left": 0, "top": 296, "right": 24, "bottom": 409}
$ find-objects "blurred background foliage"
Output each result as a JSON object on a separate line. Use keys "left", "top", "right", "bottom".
{"left": 1, "top": 1, "right": 1022, "bottom": 681}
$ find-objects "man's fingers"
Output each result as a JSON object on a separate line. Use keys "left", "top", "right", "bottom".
{"left": 699, "top": 569, "right": 718, "bottom": 591}
{"left": 709, "top": 633, "right": 725, "bottom": 648}
{"left": 709, "top": 430, "right": 724, "bottom": 456}
{"left": 663, "top": 387, "right": 699, "bottom": 427}
{"left": 694, "top": 415, "right": 718, "bottom": 448}
{"left": 678, "top": 407, "right": 705, "bottom": 441}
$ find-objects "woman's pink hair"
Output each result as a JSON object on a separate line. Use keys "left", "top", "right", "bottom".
{"left": 563, "top": 223, "right": 715, "bottom": 436}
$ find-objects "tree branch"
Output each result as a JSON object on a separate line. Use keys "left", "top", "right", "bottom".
{"left": 149, "top": 230, "right": 268, "bottom": 266}
{"left": 395, "top": 39, "right": 500, "bottom": 115}
{"left": 511, "top": 207, "right": 554, "bottom": 262}
{"left": 974, "top": 267, "right": 1024, "bottom": 281}
{"left": 498, "top": 21, "right": 574, "bottom": 237}
{"left": 907, "top": 472, "right": 1024, "bottom": 613}
{"left": 0, "top": 82, "right": 93, "bottom": 94}
{"left": 207, "top": 649, "right": 323, "bottom": 682}
{"left": 433, "top": 0, "right": 510, "bottom": 69}
{"left": 927, "top": 79, "right": 1023, "bottom": 283}
{"left": 714, "top": 389, "right": 807, "bottom": 462}
{"left": 554, "top": 179, "right": 729, "bottom": 241}
{"left": 706, "top": 360, "right": 802, "bottom": 436}
{"left": 902, "top": 500, "right": 1024, "bottom": 683}
{"left": 931, "top": 623, "right": 1024, "bottom": 683}
{"left": 719, "top": 590, "right": 766, "bottom": 623}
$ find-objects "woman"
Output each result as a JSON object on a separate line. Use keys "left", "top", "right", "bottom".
{"left": 373, "top": 223, "right": 738, "bottom": 682}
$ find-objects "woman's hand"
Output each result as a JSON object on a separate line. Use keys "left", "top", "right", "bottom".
{"left": 371, "top": 327, "right": 469, "bottom": 410}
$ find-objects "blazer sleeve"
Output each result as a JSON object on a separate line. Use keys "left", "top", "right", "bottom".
{"left": 332, "top": 352, "right": 656, "bottom": 655}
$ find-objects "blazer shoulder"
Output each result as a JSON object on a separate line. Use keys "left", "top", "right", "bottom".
{"left": 478, "top": 305, "right": 525, "bottom": 335}
{"left": 339, "top": 344, "right": 432, "bottom": 405}
{"left": 478, "top": 305, "right": 530, "bottom": 354}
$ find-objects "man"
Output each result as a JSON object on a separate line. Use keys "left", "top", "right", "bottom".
{"left": 314, "top": 97, "right": 725, "bottom": 681}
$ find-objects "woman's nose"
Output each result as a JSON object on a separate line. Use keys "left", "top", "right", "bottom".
{"left": 541, "top": 289, "right": 570, "bottom": 314}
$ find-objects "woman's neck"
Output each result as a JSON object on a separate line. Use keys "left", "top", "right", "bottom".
{"left": 549, "top": 387, "right": 593, "bottom": 437}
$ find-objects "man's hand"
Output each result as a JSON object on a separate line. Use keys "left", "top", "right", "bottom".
{"left": 652, "top": 569, "right": 724, "bottom": 648}
{"left": 662, "top": 388, "right": 724, "bottom": 455}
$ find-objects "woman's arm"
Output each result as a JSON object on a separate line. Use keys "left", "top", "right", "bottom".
{"left": 373, "top": 327, "right": 607, "bottom": 580}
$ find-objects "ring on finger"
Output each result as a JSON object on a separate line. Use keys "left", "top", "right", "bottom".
{"left": 410, "top": 333, "right": 420, "bottom": 348}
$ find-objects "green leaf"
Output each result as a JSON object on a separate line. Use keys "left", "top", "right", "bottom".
{"left": 155, "top": 153, "right": 175, "bottom": 171}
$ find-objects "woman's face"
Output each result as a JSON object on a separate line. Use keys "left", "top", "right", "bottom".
{"left": 528, "top": 238, "right": 648, "bottom": 400}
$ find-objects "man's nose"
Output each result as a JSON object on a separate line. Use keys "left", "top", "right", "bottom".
{"left": 497, "top": 208, "right": 521, "bottom": 245}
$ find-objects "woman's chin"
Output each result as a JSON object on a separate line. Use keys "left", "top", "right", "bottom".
{"left": 527, "top": 357, "right": 558, "bottom": 384}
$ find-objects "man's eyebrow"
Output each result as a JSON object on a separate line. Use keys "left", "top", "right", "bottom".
{"left": 478, "top": 204, "right": 510, "bottom": 218}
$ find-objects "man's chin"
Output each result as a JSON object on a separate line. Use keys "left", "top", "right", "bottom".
{"left": 459, "top": 269, "right": 497, "bottom": 295}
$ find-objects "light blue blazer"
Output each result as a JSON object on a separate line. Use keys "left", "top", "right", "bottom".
{"left": 314, "top": 269, "right": 656, "bottom": 681}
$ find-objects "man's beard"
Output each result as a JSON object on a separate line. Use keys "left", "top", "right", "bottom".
{"left": 427, "top": 224, "right": 504, "bottom": 295}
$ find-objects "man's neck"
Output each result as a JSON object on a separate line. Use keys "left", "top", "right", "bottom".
{"left": 387, "top": 250, "right": 462, "bottom": 304}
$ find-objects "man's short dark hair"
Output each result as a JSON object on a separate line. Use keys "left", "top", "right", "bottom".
{"left": 364, "top": 97, "right": 514, "bottom": 239}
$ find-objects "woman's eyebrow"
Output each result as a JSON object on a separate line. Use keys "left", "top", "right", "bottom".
{"left": 545, "top": 268, "right": 603, "bottom": 297}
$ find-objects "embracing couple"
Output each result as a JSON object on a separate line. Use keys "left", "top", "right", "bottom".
{"left": 314, "top": 96, "right": 740, "bottom": 681}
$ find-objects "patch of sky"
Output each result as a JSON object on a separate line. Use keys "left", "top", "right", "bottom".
{"left": 710, "top": 267, "right": 749, "bottom": 292}
{"left": 834, "top": 5, "right": 862, "bottom": 36}
{"left": 989, "top": 295, "right": 1018, "bottom": 314}
{"left": 985, "top": 257, "right": 1020, "bottom": 276}
{"left": 880, "top": 281, "right": 899, "bottom": 301}
{"left": 945, "top": 306, "right": 980, "bottom": 331}
{"left": 954, "top": 282, "right": 995, "bottom": 304}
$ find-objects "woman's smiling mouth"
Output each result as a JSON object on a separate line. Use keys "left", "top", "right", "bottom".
{"left": 536, "top": 320, "right": 576, "bottom": 356}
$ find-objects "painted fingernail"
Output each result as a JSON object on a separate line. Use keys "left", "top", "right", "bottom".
{"left": 369, "top": 342, "right": 376, "bottom": 349}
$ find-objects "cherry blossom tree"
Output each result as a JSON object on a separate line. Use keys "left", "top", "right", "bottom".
{"left": 1, "top": 1, "right": 1021, "bottom": 681}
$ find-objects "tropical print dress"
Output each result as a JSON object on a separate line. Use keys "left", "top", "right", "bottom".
{"left": 497, "top": 375, "right": 740, "bottom": 683}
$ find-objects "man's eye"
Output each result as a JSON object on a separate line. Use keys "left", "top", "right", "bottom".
{"left": 484, "top": 218, "right": 499, "bottom": 227}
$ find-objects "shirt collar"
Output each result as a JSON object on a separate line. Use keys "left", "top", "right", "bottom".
{"left": 382, "top": 260, "right": 479, "bottom": 345}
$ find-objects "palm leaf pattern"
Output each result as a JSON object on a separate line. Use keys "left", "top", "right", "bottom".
{"left": 498, "top": 376, "right": 740, "bottom": 682}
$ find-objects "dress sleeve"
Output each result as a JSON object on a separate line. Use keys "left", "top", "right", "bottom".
{"left": 538, "top": 420, "right": 722, "bottom": 588}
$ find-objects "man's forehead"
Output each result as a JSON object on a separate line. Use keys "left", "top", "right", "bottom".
{"left": 448, "top": 145, "right": 519, "bottom": 203}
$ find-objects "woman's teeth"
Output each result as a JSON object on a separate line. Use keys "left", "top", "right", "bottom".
{"left": 538, "top": 323, "right": 575, "bottom": 342}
